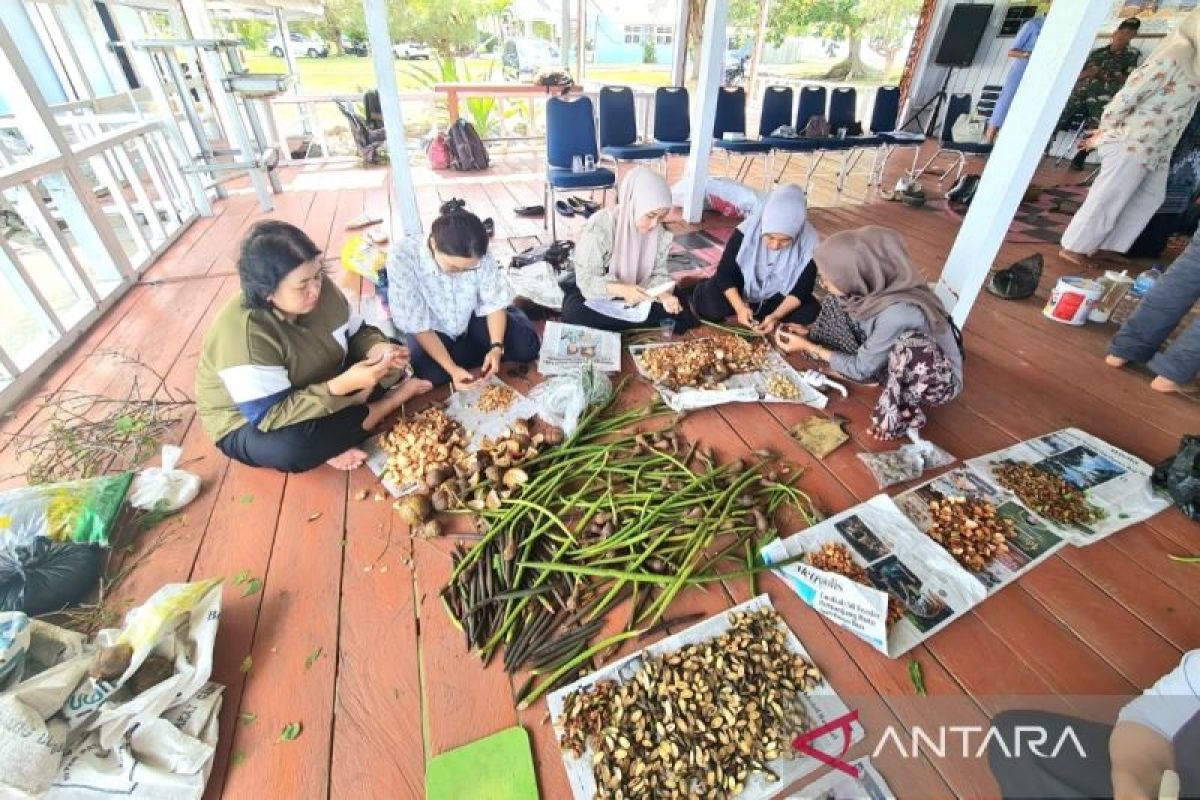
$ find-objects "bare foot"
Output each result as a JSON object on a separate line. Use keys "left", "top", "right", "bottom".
{"left": 390, "top": 377, "right": 434, "bottom": 403}
{"left": 327, "top": 447, "right": 368, "bottom": 471}
{"left": 1105, "top": 354, "right": 1127, "bottom": 368}
{"left": 1058, "top": 249, "right": 1092, "bottom": 267}
{"left": 1150, "top": 375, "right": 1181, "bottom": 393}
{"left": 363, "top": 378, "right": 434, "bottom": 429}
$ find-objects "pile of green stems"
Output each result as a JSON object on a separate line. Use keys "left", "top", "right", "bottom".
{"left": 439, "top": 392, "right": 817, "bottom": 709}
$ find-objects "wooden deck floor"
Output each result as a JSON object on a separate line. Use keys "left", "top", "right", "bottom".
{"left": 2, "top": 150, "right": 1197, "bottom": 800}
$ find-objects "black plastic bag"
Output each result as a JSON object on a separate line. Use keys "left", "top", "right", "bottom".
{"left": 1152, "top": 435, "right": 1200, "bottom": 521}
{"left": 0, "top": 539, "right": 103, "bottom": 615}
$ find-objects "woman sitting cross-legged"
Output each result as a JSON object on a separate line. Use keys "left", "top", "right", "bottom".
{"left": 387, "top": 200, "right": 540, "bottom": 390}
{"left": 772, "top": 226, "right": 964, "bottom": 440}
{"left": 691, "top": 184, "right": 821, "bottom": 334}
{"left": 196, "top": 221, "right": 432, "bottom": 473}
{"left": 560, "top": 166, "right": 696, "bottom": 333}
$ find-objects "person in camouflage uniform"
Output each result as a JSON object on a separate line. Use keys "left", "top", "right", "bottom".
{"left": 1066, "top": 18, "right": 1143, "bottom": 168}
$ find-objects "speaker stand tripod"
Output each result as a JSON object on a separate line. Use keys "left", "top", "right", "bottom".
{"left": 901, "top": 67, "right": 955, "bottom": 137}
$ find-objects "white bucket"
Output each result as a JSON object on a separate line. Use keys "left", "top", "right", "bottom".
{"left": 1043, "top": 276, "right": 1101, "bottom": 325}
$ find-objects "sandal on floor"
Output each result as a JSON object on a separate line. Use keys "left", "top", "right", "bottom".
{"left": 555, "top": 199, "right": 576, "bottom": 217}
{"left": 514, "top": 205, "right": 545, "bottom": 217}
{"left": 568, "top": 196, "right": 601, "bottom": 217}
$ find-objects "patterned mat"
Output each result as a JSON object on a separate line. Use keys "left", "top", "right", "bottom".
{"left": 667, "top": 226, "right": 736, "bottom": 281}
{"left": 1004, "top": 184, "right": 1090, "bottom": 245}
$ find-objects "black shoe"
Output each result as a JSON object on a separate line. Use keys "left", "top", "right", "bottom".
{"left": 568, "top": 196, "right": 601, "bottom": 217}
{"left": 1070, "top": 148, "right": 1090, "bottom": 171}
{"left": 555, "top": 200, "right": 575, "bottom": 217}
{"left": 987, "top": 253, "right": 1043, "bottom": 300}
{"left": 514, "top": 205, "right": 545, "bottom": 217}
{"left": 483, "top": 217, "right": 495, "bottom": 237}
{"left": 946, "top": 174, "right": 980, "bottom": 206}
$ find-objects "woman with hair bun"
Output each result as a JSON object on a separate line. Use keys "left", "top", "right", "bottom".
{"left": 386, "top": 199, "right": 540, "bottom": 389}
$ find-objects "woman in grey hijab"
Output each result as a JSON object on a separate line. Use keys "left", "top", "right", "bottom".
{"left": 691, "top": 184, "right": 821, "bottom": 334}
{"left": 775, "top": 226, "right": 964, "bottom": 440}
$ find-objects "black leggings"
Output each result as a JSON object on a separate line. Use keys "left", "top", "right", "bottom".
{"left": 690, "top": 277, "right": 818, "bottom": 326}
{"left": 217, "top": 405, "right": 371, "bottom": 473}
{"left": 560, "top": 281, "right": 697, "bottom": 333}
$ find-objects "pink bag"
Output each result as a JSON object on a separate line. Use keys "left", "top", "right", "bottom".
{"left": 427, "top": 131, "right": 451, "bottom": 170}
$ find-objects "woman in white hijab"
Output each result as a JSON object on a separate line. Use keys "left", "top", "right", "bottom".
{"left": 561, "top": 166, "right": 694, "bottom": 332}
{"left": 1061, "top": 8, "right": 1200, "bottom": 265}
{"left": 692, "top": 184, "right": 821, "bottom": 334}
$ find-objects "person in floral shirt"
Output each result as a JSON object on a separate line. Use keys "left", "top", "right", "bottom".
{"left": 1061, "top": 9, "right": 1200, "bottom": 265}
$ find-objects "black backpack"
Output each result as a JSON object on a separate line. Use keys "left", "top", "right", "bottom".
{"left": 447, "top": 119, "right": 489, "bottom": 171}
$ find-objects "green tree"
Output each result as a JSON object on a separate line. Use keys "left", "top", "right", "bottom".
{"left": 685, "top": 0, "right": 759, "bottom": 80}
{"left": 767, "top": 0, "right": 868, "bottom": 79}
{"left": 314, "top": 0, "right": 367, "bottom": 54}
{"left": 642, "top": 38, "right": 657, "bottom": 64}
{"left": 861, "top": 0, "right": 921, "bottom": 76}
{"left": 228, "top": 19, "right": 273, "bottom": 50}
{"left": 389, "top": 0, "right": 512, "bottom": 55}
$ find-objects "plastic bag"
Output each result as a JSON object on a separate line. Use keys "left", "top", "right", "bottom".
{"left": 0, "top": 539, "right": 103, "bottom": 615}
{"left": 0, "top": 579, "right": 223, "bottom": 798}
{"left": 129, "top": 445, "right": 201, "bottom": 513}
{"left": 0, "top": 473, "right": 133, "bottom": 552}
{"left": 529, "top": 365, "right": 613, "bottom": 437}
{"left": 857, "top": 441, "right": 956, "bottom": 489}
{"left": 1152, "top": 434, "right": 1200, "bottom": 520}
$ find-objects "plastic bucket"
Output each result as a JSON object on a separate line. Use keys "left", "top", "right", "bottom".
{"left": 1043, "top": 276, "right": 1101, "bottom": 325}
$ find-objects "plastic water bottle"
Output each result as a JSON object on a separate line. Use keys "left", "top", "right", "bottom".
{"left": 1131, "top": 266, "right": 1162, "bottom": 298}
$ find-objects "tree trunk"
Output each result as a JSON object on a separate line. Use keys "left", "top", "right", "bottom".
{"left": 687, "top": 0, "right": 703, "bottom": 82}
{"left": 824, "top": 29, "right": 867, "bottom": 80}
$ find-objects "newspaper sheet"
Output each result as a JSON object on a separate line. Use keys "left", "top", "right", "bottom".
{"left": 762, "top": 495, "right": 988, "bottom": 659}
{"left": 538, "top": 321, "right": 622, "bottom": 375}
{"left": 504, "top": 261, "right": 564, "bottom": 310}
{"left": 764, "top": 428, "right": 1163, "bottom": 656}
{"left": 629, "top": 343, "right": 828, "bottom": 411}
{"left": 547, "top": 595, "right": 866, "bottom": 800}
{"left": 964, "top": 428, "right": 1171, "bottom": 546}
{"left": 789, "top": 757, "right": 895, "bottom": 799}
{"left": 364, "top": 376, "right": 539, "bottom": 497}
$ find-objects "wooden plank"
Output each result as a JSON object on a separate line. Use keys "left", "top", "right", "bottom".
{"left": 219, "top": 469, "right": 346, "bottom": 799}
{"left": 330, "top": 467, "right": 425, "bottom": 797}
{"left": 193, "top": 461, "right": 287, "bottom": 800}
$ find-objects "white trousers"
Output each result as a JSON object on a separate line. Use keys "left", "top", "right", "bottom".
{"left": 1060, "top": 140, "right": 1169, "bottom": 255}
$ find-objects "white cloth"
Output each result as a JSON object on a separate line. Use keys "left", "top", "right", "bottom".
{"left": 736, "top": 184, "right": 820, "bottom": 304}
{"left": 1118, "top": 649, "right": 1200, "bottom": 742}
{"left": 386, "top": 235, "right": 513, "bottom": 337}
{"left": 1061, "top": 140, "right": 1170, "bottom": 255}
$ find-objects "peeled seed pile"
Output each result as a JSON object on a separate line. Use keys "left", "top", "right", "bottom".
{"left": 440, "top": 391, "right": 817, "bottom": 709}
{"left": 764, "top": 373, "right": 801, "bottom": 401}
{"left": 381, "top": 408, "right": 467, "bottom": 488}
{"left": 925, "top": 497, "right": 1017, "bottom": 572}
{"left": 639, "top": 335, "right": 768, "bottom": 390}
{"left": 557, "top": 609, "right": 821, "bottom": 800}
{"left": 806, "top": 543, "right": 904, "bottom": 625}
{"left": 992, "top": 460, "right": 1101, "bottom": 526}
{"left": 475, "top": 383, "right": 517, "bottom": 414}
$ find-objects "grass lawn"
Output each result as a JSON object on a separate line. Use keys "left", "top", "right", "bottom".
{"left": 244, "top": 52, "right": 677, "bottom": 93}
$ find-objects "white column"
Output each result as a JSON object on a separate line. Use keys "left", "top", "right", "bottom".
{"left": 363, "top": 0, "right": 421, "bottom": 236}
{"left": 680, "top": 0, "right": 726, "bottom": 223}
{"left": 575, "top": 0, "right": 585, "bottom": 81}
{"left": 935, "top": 1, "right": 1109, "bottom": 326}
{"left": 670, "top": 0, "right": 690, "bottom": 87}
{"left": 561, "top": 0, "right": 571, "bottom": 69}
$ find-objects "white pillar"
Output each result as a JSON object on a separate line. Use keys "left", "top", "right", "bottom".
{"left": 575, "top": 0, "right": 585, "bottom": 81}
{"left": 935, "top": 1, "right": 1109, "bottom": 326}
{"left": 670, "top": 0, "right": 690, "bottom": 87}
{"left": 561, "top": 0, "right": 571, "bottom": 69}
{"left": 680, "top": 0, "right": 726, "bottom": 223}
{"left": 363, "top": 0, "right": 421, "bottom": 236}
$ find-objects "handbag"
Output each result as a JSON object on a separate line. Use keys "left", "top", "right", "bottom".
{"left": 951, "top": 115, "right": 987, "bottom": 144}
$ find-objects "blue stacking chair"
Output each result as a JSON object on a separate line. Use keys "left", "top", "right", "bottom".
{"left": 545, "top": 95, "right": 616, "bottom": 238}
{"left": 871, "top": 86, "right": 927, "bottom": 186}
{"left": 713, "top": 86, "right": 792, "bottom": 186}
{"left": 712, "top": 87, "right": 773, "bottom": 183}
{"left": 762, "top": 85, "right": 828, "bottom": 186}
{"left": 598, "top": 86, "right": 667, "bottom": 169}
{"left": 652, "top": 86, "right": 691, "bottom": 155}
{"left": 914, "top": 92, "right": 993, "bottom": 186}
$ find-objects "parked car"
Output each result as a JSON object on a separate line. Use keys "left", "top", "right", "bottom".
{"left": 393, "top": 41, "right": 433, "bottom": 60}
{"left": 341, "top": 37, "right": 368, "bottom": 57}
{"left": 501, "top": 37, "right": 559, "bottom": 81}
{"left": 267, "top": 32, "right": 329, "bottom": 59}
